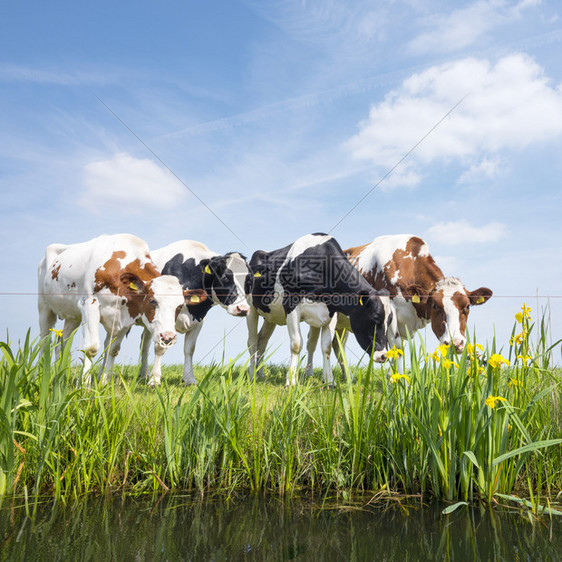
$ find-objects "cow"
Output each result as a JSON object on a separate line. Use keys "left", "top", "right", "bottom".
{"left": 307, "top": 234, "right": 492, "bottom": 372}
{"left": 138, "top": 240, "right": 250, "bottom": 386}
{"left": 38, "top": 233, "right": 188, "bottom": 386}
{"left": 246, "top": 233, "right": 395, "bottom": 387}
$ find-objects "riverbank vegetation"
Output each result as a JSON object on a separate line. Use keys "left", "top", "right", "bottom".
{"left": 1, "top": 306, "right": 561, "bottom": 515}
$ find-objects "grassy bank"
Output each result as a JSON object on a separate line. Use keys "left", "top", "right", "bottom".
{"left": 1, "top": 306, "right": 561, "bottom": 513}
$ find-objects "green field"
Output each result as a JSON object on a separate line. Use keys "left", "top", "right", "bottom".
{"left": 1, "top": 306, "right": 561, "bottom": 516}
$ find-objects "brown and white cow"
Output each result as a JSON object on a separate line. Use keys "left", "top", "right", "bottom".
{"left": 38, "top": 233, "right": 190, "bottom": 385}
{"left": 345, "top": 234, "right": 492, "bottom": 352}
{"left": 306, "top": 234, "right": 492, "bottom": 373}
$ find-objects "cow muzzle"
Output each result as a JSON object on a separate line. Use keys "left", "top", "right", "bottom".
{"left": 157, "top": 331, "right": 178, "bottom": 349}
{"left": 373, "top": 350, "right": 387, "bottom": 363}
{"left": 229, "top": 303, "right": 250, "bottom": 317}
{"left": 442, "top": 336, "right": 466, "bottom": 353}
{"left": 453, "top": 337, "right": 466, "bottom": 352}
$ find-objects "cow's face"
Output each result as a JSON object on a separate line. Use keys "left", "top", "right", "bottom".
{"left": 201, "top": 253, "right": 250, "bottom": 317}
{"left": 138, "top": 275, "right": 185, "bottom": 352}
{"left": 412, "top": 279, "right": 492, "bottom": 352}
{"left": 349, "top": 291, "right": 388, "bottom": 362}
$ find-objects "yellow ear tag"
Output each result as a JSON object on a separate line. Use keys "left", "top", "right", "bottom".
{"left": 129, "top": 282, "right": 139, "bottom": 291}
{"left": 412, "top": 294, "right": 420, "bottom": 304}
{"left": 359, "top": 296, "right": 364, "bottom": 306}
{"left": 477, "top": 296, "right": 485, "bottom": 304}
{"left": 190, "top": 295, "right": 200, "bottom": 304}
{"left": 254, "top": 271, "right": 262, "bottom": 278}
{"left": 204, "top": 265, "right": 212, "bottom": 275}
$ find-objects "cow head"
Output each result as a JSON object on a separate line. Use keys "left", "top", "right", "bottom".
{"left": 128, "top": 274, "right": 185, "bottom": 353}
{"left": 200, "top": 252, "right": 250, "bottom": 317}
{"left": 348, "top": 290, "right": 389, "bottom": 362}
{"left": 173, "top": 288, "right": 210, "bottom": 332}
{"left": 405, "top": 278, "right": 492, "bottom": 352}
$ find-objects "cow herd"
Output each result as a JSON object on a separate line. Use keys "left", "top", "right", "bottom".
{"left": 38, "top": 232, "right": 492, "bottom": 387}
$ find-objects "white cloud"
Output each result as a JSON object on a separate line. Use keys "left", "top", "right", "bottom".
{"left": 426, "top": 220, "right": 507, "bottom": 245}
{"left": 81, "top": 153, "right": 188, "bottom": 213}
{"left": 457, "top": 156, "right": 505, "bottom": 184}
{"left": 408, "top": 0, "right": 542, "bottom": 55}
{"left": 346, "top": 53, "right": 562, "bottom": 188}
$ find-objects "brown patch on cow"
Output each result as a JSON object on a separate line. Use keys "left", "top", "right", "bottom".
{"left": 345, "top": 237, "right": 444, "bottom": 306}
{"left": 386, "top": 237, "right": 443, "bottom": 290}
{"left": 93, "top": 251, "right": 127, "bottom": 293}
{"left": 430, "top": 290, "right": 446, "bottom": 339}
{"left": 345, "top": 244, "right": 395, "bottom": 295}
{"left": 93, "top": 251, "right": 160, "bottom": 320}
{"left": 51, "top": 263, "right": 61, "bottom": 280}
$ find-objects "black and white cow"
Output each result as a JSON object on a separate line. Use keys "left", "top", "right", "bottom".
{"left": 246, "top": 233, "right": 394, "bottom": 386}
{"left": 139, "top": 240, "right": 250, "bottom": 385}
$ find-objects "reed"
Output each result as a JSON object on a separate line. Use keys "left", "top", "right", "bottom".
{"left": 1, "top": 306, "right": 561, "bottom": 513}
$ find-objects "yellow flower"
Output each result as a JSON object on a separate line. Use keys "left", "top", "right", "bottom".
{"left": 386, "top": 346, "right": 404, "bottom": 360}
{"left": 50, "top": 328, "right": 63, "bottom": 338}
{"left": 515, "top": 304, "right": 531, "bottom": 323}
{"left": 510, "top": 331, "right": 528, "bottom": 346}
{"left": 426, "top": 351, "right": 440, "bottom": 362}
{"left": 391, "top": 373, "right": 410, "bottom": 384}
{"left": 488, "top": 354, "right": 510, "bottom": 369}
{"left": 508, "top": 378, "right": 522, "bottom": 388}
{"left": 516, "top": 354, "right": 532, "bottom": 364}
{"left": 437, "top": 343, "right": 450, "bottom": 356}
{"left": 485, "top": 395, "right": 507, "bottom": 409}
{"left": 478, "top": 366, "right": 486, "bottom": 376}
{"left": 442, "top": 358, "right": 459, "bottom": 369}
{"left": 466, "top": 343, "right": 483, "bottom": 359}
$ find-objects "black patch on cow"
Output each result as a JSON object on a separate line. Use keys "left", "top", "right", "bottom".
{"left": 248, "top": 247, "right": 291, "bottom": 313}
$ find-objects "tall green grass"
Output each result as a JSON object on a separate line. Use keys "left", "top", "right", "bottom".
{"left": 1, "top": 307, "right": 561, "bottom": 513}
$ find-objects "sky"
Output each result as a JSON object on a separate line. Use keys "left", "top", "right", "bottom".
{"left": 1, "top": 0, "right": 562, "bottom": 373}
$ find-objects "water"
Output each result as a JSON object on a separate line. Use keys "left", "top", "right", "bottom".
{"left": 1, "top": 495, "right": 561, "bottom": 561}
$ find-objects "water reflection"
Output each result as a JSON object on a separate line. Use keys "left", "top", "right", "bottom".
{"left": 1, "top": 495, "right": 561, "bottom": 561}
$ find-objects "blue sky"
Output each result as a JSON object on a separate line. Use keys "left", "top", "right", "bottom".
{"left": 1, "top": 0, "right": 561, "bottom": 370}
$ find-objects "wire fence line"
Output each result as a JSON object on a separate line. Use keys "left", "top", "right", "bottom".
{"left": 3, "top": 292, "right": 562, "bottom": 299}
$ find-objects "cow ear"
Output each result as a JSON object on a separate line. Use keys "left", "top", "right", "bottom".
{"left": 404, "top": 284, "right": 429, "bottom": 304}
{"left": 184, "top": 288, "right": 208, "bottom": 306}
{"left": 200, "top": 259, "right": 212, "bottom": 276}
{"left": 209, "top": 256, "right": 226, "bottom": 276}
{"left": 120, "top": 272, "right": 146, "bottom": 296}
{"left": 468, "top": 287, "right": 493, "bottom": 306}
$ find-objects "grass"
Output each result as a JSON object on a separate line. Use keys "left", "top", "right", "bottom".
{"left": 1, "top": 306, "right": 561, "bottom": 516}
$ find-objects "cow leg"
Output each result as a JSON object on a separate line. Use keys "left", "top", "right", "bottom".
{"left": 57, "top": 319, "right": 79, "bottom": 363}
{"left": 148, "top": 343, "right": 166, "bottom": 387}
{"left": 38, "top": 302, "right": 59, "bottom": 361}
{"left": 395, "top": 341, "right": 405, "bottom": 375}
{"left": 256, "top": 319, "right": 276, "bottom": 379}
{"left": 320, "top": 316, "right": 339, "bottom": 386}
{"left": 331, "top": 328, "right": 350, "bottom": 377}
{"left": 181, "top": 321, "right": 204, "bottom": 386}
{"left": 79, "top": 297, "right": 101, "bottom": 387}
{"left": 286, "top": 310, "right": 302, "bottom": 387}
{"left": 305, "top": 326, "right": 320, "bottom": 377}
{"left": 246, "top": 308, "right": 260, "bottom": 380}
{"left": 99, "top": 329, "right": 126, "bottom": 385}
{"left": 138, "top": 328, "right": 151, "bottom": 380}
{"left": 38, "top": 302, "right": 57, "bottom": 339}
